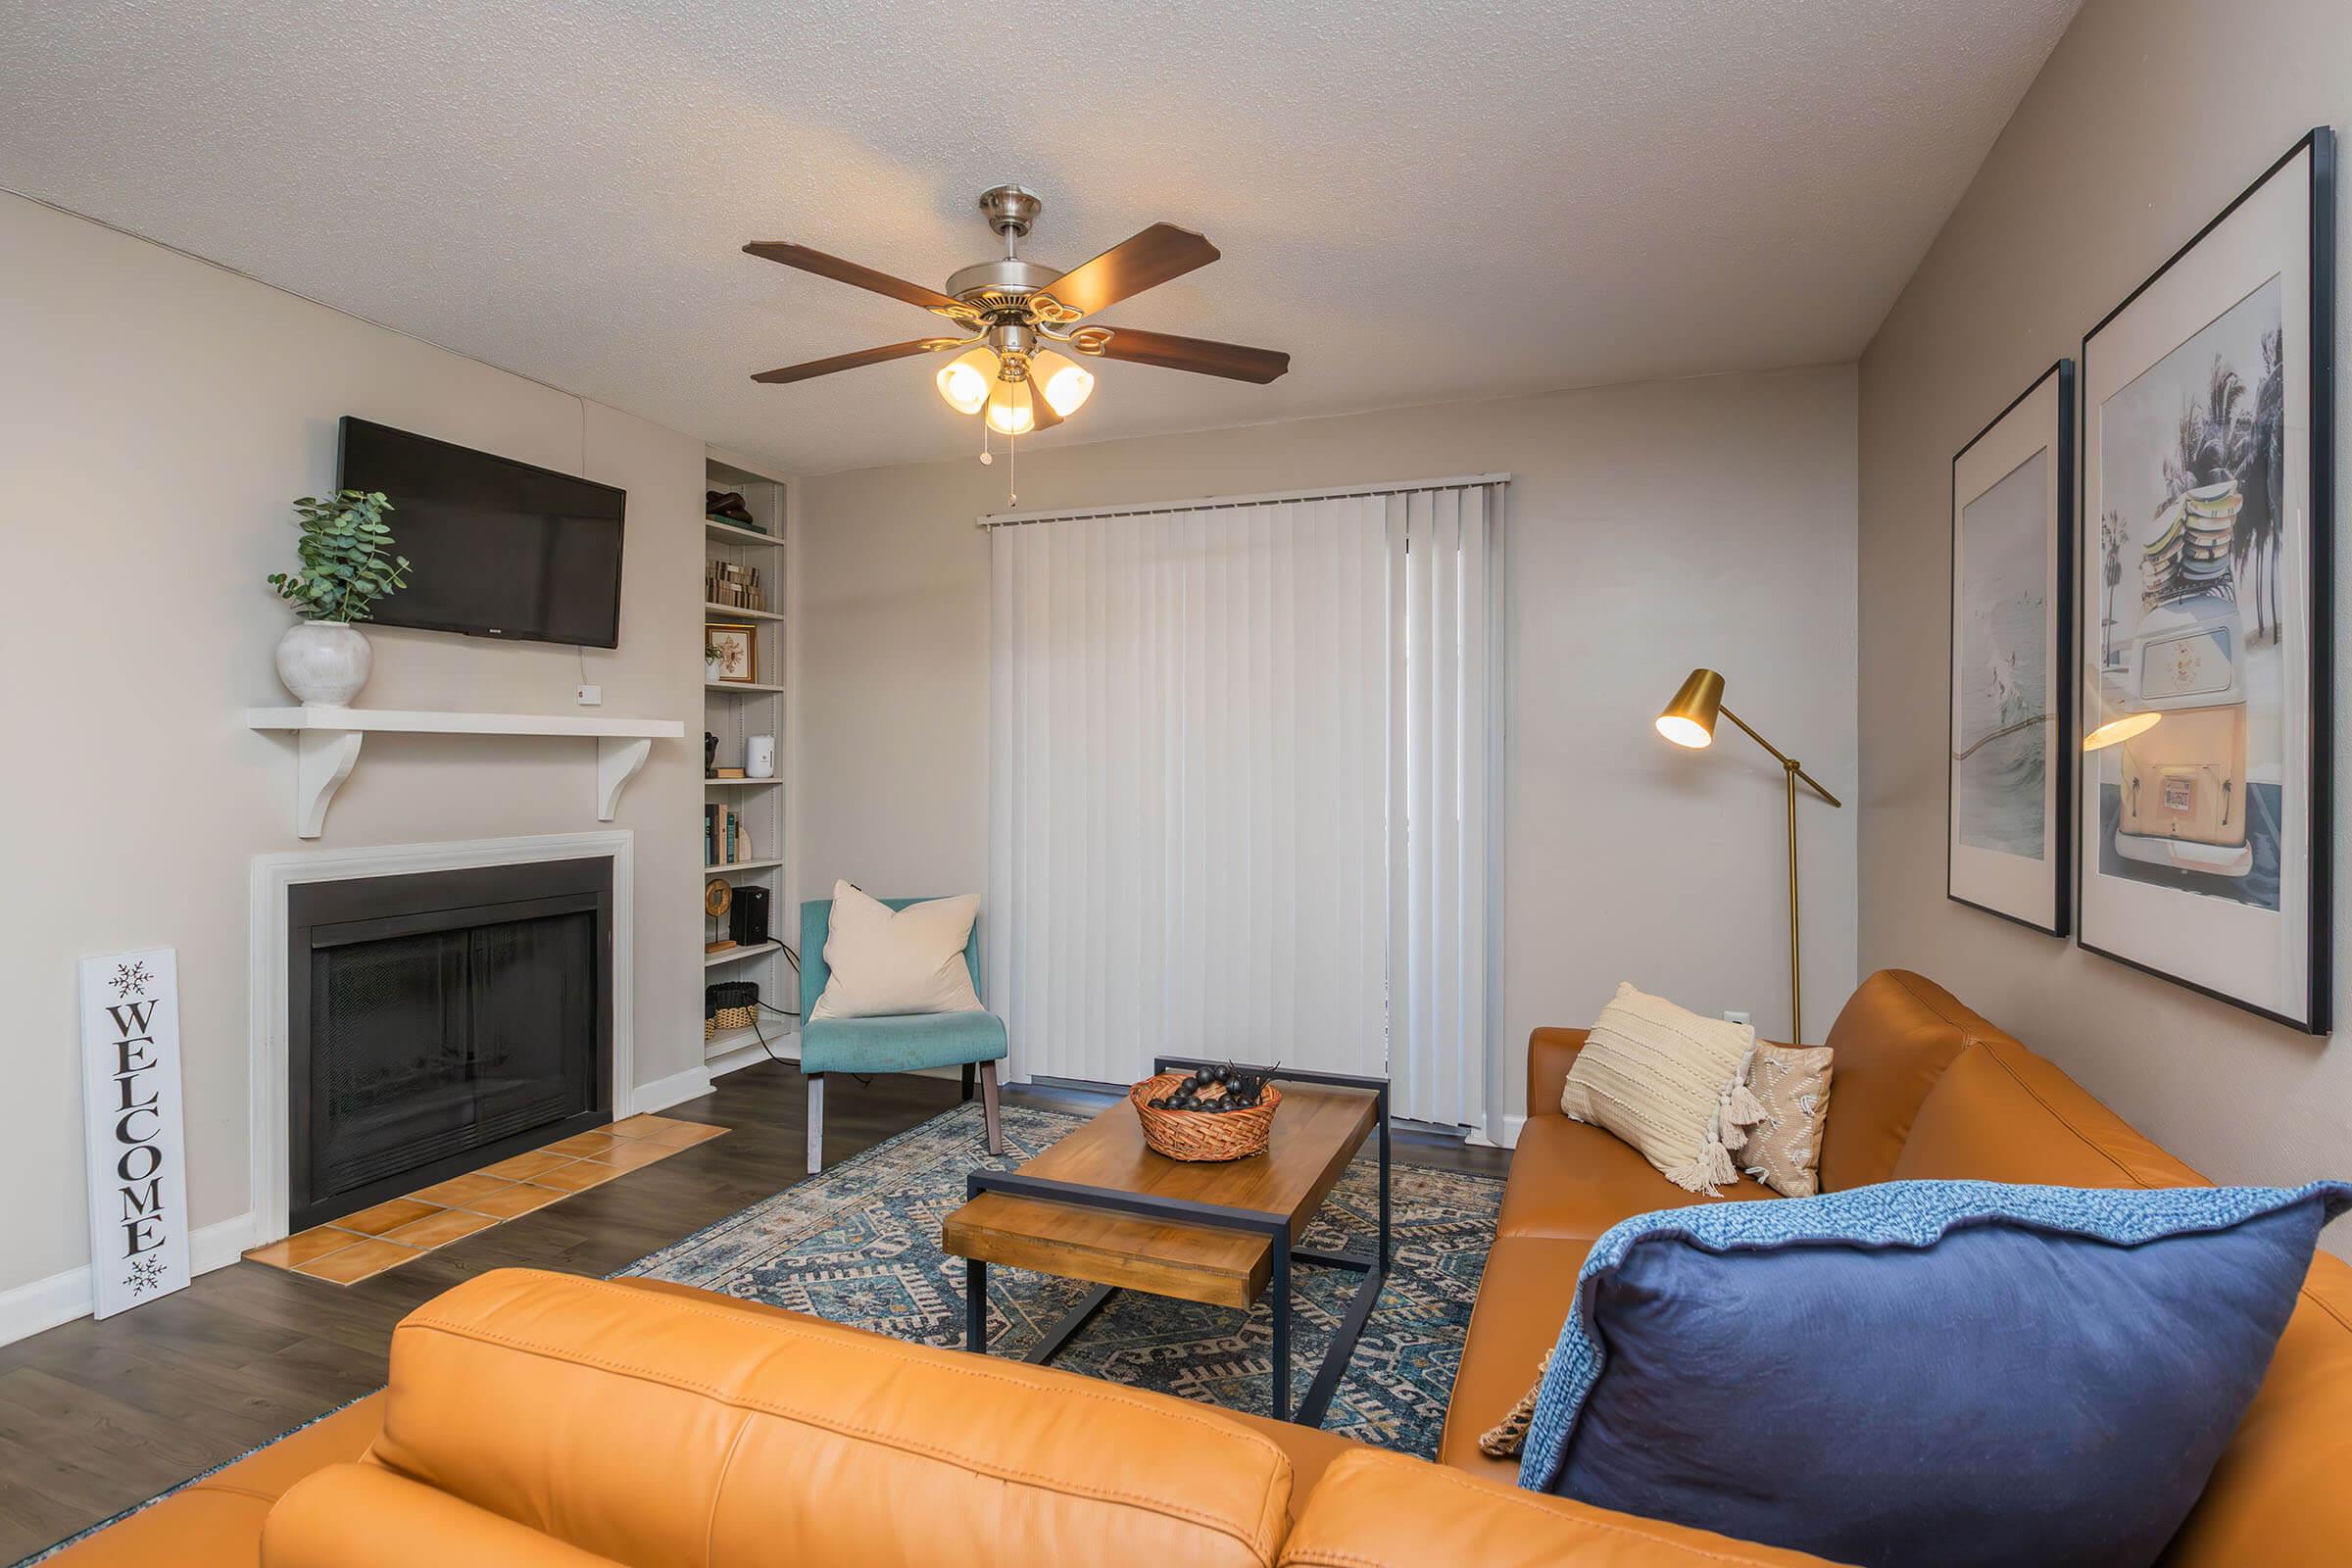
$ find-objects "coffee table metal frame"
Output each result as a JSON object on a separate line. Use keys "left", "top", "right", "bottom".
{"left": 960, "top": 1057, "right": 1391, "bottom": 1426}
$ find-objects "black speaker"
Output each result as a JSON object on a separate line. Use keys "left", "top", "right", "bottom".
{"left": 730, "top": 884, "right": 771, "bottom": 947}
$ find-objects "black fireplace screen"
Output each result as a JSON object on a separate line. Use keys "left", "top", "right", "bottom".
{"left": 289, "top": 860, "right": 612, "bottom": 1230}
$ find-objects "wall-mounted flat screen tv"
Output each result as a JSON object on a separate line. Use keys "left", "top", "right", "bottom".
{"left": 336, "top": 416, "right": 627, "bottom": 648}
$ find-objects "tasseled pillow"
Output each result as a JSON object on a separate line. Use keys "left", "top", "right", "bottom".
{"left": 1559, "top": 983, "right": 1762, "bottom": 1196}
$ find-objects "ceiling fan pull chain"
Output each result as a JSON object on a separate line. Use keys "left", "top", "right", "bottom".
{"left": 978, "top": 422, "right": 993, "bottom": 466}
{"left": 1007, "top": 429, "right": 1017, "bottom": 507}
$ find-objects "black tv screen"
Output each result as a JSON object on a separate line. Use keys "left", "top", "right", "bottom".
{"left": 336, "top": 416, "right": 627, "bottom": 648}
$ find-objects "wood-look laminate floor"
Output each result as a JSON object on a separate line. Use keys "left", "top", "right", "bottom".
{"left": 0, "top": 1063, "right": 1508, "bottom": 1562}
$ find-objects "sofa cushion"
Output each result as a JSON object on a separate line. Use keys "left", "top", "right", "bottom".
{"left": 265, "top": 1464, "right": 619, "bottom": 1567}
{"left": 1889, "top": 1035, "right": 2206, "bottom": 1189}
{"left": 1816, "top": 970, "right": 1990, "bottom": 1190}
{"left": 613, "top": 1275, "right": 1354, "bottom": 1529}
{"left": 1279, "top": 1449, "right": 1845, "bottom": 1568}
{"left": 2167, "top": 1251, "right": 2352, "bottom": 1564}
{"left": 372, "top": 1270, "right": 1294, "bottom": 1568}
{"left": 1437, "top": 1236, "right": 1592, "bottom": 1482}
{"left": 1519, "top": 1180, "right": 2351, "bottom": 1568}
{"left": 45, "top": 1394, "right": 384, "bottom": 1567}
{"left": 1495, "top": 1115, "right": 1773, "bottom": 1242}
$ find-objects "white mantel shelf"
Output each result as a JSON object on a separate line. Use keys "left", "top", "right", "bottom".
{"left": 246, "top": 707, "right": 686, "bottom": 838}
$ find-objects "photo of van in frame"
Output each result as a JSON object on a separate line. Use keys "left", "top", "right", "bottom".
{"left": 2078, "top": 128, "right": 2333, "bottom": 1033}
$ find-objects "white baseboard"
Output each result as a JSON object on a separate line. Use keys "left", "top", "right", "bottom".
{"left": 705, "top": 1035, "right": 799, "bottom": 1082}
{"left": 630, "top": 1063, "right": 715, "bottom": 1114}
{"left": 0, "top": 1210, "right": 259, "bottom": 1348}
{"left": 1468, "top": 1114, "right": 1526, "bottom": 1151}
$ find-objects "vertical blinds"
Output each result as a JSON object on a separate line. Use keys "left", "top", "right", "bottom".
{"left": 984, "top": 476, "right": 1503, "bottom": 1130}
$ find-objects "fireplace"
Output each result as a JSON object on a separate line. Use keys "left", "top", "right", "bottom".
{"left": 286, "top": 858, "right": 613, "bottom": 1231}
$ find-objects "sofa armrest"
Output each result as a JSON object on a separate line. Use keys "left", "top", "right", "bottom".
{"left": 1526, "top": 1028, "right": 1589, "bottom": 1116}
{"left": 264, "top": 1464, "right": 619, "bottom": 1567}
{"left": 1279, "top": 1449, "right": 1845, "bottom": 1566}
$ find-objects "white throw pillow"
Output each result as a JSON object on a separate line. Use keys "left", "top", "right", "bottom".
{"left": 808, "top": 882, "right": 985, "bottom": 1020}
{"left": 1559, "top": 982, "right": 1763, "bottom": 1195}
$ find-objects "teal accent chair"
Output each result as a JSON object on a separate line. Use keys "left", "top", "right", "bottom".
{"left": 800, "top": 897, "right": 1007, "bottom": 1174}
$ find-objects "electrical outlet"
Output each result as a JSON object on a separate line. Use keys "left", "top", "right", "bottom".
{"left": 1723, "top": 1009, "right": 1752, "bottom": 1027}
{"left": 575, "top": 684, "right": 602, "bottom": 707}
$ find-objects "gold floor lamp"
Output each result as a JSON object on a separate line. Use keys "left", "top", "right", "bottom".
{"left": 1654, "top": 668, "right": 1842, "bottom": 1043}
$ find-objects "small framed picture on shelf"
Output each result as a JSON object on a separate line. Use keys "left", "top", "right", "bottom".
{"left": 707, "top": 622, "right": 759, "bottom": 684}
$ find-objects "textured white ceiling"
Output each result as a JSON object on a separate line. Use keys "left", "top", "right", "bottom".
{"left": 0, "top": 0, "right": 2078, "bottom": 476}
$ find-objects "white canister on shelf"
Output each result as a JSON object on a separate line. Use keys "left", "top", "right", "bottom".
{"left": 746, "top": 735, "right": 776, "bottom": 778}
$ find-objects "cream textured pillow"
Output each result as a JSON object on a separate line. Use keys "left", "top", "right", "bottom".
{"left": 1559, "top": 983, "right": 1762, "bottom": 1195}
{"left": 808, "top": 882, "right": 985, "bottom": 1021}
{"left": 1739, "top": 1043, "right": 1834, "bottom": 1198}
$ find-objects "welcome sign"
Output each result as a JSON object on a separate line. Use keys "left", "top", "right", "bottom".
{"left": 79, "top": 948, "right": 190, "bottom": 1318}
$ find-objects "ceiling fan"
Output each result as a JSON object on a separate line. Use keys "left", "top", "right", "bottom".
{"left": 743, "top": 184, "right": 1291, "bottom": 438}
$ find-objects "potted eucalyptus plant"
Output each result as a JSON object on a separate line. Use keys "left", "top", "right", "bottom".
{"left": 266, "top": 490, "right": 412, "bottom": 706}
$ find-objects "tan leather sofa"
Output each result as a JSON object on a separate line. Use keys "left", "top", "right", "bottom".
{"left": 48, "top": 971, "right": 2352, "bottom": 1565}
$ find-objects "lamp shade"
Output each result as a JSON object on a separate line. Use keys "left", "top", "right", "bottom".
{"left": 2082, "top": 710, "right": 2161, "bottom": 752}
{"left": 1656, "top": 667, "right": 1726, "bottom": 749}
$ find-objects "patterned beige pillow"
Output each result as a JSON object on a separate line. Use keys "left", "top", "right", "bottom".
{"left": 1560, "top": 983, "right": 1763, "bottom": 1195}
{"left": 1740, "top": 1043, "right": 1834, "bottom": 1197}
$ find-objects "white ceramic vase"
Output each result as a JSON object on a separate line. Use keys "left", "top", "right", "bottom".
{"left": 275, "top": 620, "right": 373, "bottom": 707}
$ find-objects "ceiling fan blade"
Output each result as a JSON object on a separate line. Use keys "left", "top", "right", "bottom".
{"left": 1022, "top": 367, "right": 1064, "bottom": 430}
{"left": 743, "top": 242, "right": 969, "bottom": 317}
{"left": 750, "top": 339, "right": 949, "bottom": 384}
{"left": 1087, "top": 327, "right": 1290, "bottom": 383}
{"left": 1034, "top": 223, "right": 1219, "bottom": 318}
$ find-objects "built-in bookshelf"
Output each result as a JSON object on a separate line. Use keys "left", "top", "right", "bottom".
{"left": 702, "top": 451, "right": 795, "bottom": 1071}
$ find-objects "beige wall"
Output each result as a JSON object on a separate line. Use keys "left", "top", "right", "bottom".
{"left": 0, "top": 194, "right": 707, "bottom": 1311}
{"left": 1858, "top": 0, "right": 2352, "bottom": 1235}
{"left": 799, "top": 366, "right": 1860, "bottom": 1126}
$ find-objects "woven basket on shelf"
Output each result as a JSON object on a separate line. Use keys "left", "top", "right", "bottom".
{"left": 1128, "top": 1072, "right": 1283, "bottom": 1162}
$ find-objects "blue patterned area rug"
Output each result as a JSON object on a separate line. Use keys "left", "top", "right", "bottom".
{"left": 621, "top": 1101, "right": 1502, "bottom": 1454}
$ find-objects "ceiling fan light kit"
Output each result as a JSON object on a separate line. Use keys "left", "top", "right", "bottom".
{"left": 743, "top": 183, "right": 1290, "bottom": 487}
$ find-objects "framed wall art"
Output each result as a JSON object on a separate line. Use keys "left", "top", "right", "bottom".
{"left": 1949, "top": 360, "right": 2074, "bottom": 935}
{"left": 2078, "top": 128, "right": 2333, "bottom": 1031}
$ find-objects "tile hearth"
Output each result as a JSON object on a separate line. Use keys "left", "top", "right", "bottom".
{"left": 242, "top": 1112, "right": 728, "bottom": 1285}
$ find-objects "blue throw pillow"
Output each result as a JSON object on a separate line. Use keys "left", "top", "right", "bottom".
{"left": 1518, "top": 1179, "right": 2349, "bottom": 1568}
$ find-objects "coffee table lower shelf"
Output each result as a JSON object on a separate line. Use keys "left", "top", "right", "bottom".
{"left": 949, "top": 1059, "right": 1392, "bottom": 1427}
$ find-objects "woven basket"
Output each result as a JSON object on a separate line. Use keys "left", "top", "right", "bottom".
{"left": 710, "top": 1004, "right": 758, "bottom": 1033}
{"left": 1129, "top": 1072, "right": 1283, "bottom": 1162}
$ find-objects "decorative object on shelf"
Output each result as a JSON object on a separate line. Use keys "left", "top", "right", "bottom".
{"left": 713, "top": 765, "right": 748, "bottom": 779}
{"left": 78, "top": 948, "right": 190, "bottom": 1318}
{"left": 707, "top": 490, "right": 760, "bottom": 528}
{"left": 267, "top": 489, "right": 412, "bottom": 706}
{"left": 707, "top": 622, "right": 758, "bottom": 683}
{"left": 742, "top": 185, "right": 1290, "bottom": 503}
{"left": 704, "top": 730, "right": 718, "bottom": 776}
{"left": 708, "top": 560, "right": 766, "bottom": 611}
{"left": 2078, "top": 128, "right": 2334, "bottom": 1033}
{"left": 1129, "top": 1066, "right": 1283, "bottom": 1161}
{"left": 746, "top": 734, "right": 776, "bottom": 779}
{"left": 1948, "top": 361, "right": 2074, "bottom": 936}
{"left": 705, "top": 979, "right": 760, "bottom": 1041}
{"left": 1654, "top": 669, "right": 1844, "bottom": 1042}
{"left": 704, "top": 877, "right": 733, "bottom": 918}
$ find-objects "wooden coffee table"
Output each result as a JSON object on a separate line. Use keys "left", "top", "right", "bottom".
{"left": 942, "top": 1058, "right": 1390, "bottom": 1425}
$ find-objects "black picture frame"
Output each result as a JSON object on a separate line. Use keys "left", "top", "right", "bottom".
{"left": 2076, "top": 127, "right": 2333, "bottom": 1034}
{"left": 1946, "top": 360, "right": 2075, "bottom": 936}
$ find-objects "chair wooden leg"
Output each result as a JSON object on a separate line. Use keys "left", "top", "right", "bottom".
{"left": 980, "top": 1061, "right": 1003, "bottom": 1156}
{"left": 806, "top": 1073, "right": 825, "bottom": 1175}
{"left": 961, "top": 1061, "right": 976, "bottom": 1102}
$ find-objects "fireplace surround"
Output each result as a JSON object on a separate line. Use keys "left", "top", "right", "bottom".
{"left": 249, "top": 832, "right": 638, "bottom": 1244}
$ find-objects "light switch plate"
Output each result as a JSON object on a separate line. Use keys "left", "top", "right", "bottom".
{"left": 1723, "top": 1009, "right": 1752, "bottom": 1027}
{"left": 575, "top": 684, "right": 602, "bottom": 706}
